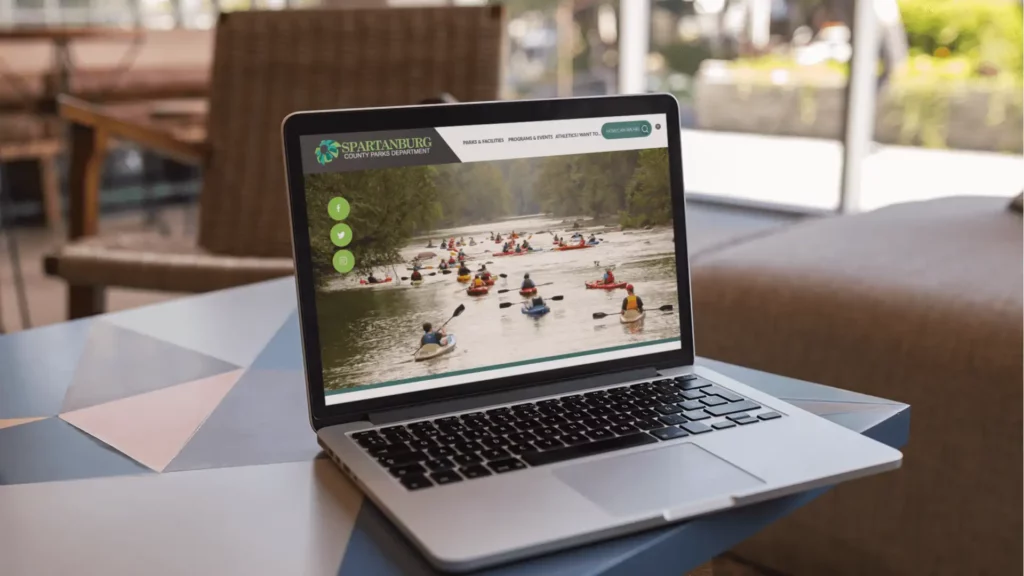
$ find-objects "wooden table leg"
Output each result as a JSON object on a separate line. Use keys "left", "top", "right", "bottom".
{"left": 65, "top": 122, "right": 108, "bottom": 318}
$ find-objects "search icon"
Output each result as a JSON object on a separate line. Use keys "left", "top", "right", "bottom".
{"left": 641, "top": 124, "right": 649, "bottom": 134}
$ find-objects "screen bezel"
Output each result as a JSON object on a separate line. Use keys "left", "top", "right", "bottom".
{"left": 282, "top": 94, "right": 694, "bottom": 431}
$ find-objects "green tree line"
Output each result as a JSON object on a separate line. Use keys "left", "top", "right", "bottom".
{"left": 306, "top": 148, "right": 672, "bottom": 283}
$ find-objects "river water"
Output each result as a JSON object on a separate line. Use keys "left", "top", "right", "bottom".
{"left": 316, "top": 216, "right": 680, "bottom": 392}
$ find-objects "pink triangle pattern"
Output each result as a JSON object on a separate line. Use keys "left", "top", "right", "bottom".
{"left": 0, "top": 417, "right": 46, "bottom": 430}
{"left": 60, "top": 369, "right": 244, "bottom": 472}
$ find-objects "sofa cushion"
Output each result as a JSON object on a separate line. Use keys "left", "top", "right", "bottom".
{"left": 690, "top": 196, "right": 1022, "bottom": 576}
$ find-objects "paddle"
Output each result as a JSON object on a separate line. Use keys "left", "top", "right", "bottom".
{"left": 497, "top": 282, "right": 552, "bottom": 294}
{"left": 592, "top": 305, "right": 674, "bottom": 319}
{"left": 499, "top": 295, "right": 563, "bottom": 309}
{"left": 412, "top": 304, "right": 466, "bottom": 355}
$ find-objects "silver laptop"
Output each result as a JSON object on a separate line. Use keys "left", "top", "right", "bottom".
{"left": 281, "top": 94, "right": 902, "bottom": 572}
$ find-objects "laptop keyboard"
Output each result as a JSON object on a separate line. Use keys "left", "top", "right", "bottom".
{"left": 349, "top": 375, "right": 782, "bottom": 490}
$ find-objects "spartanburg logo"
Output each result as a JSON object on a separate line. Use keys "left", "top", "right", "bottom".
{"left": 315, "top": 140, "right": 340, "bottom": 165}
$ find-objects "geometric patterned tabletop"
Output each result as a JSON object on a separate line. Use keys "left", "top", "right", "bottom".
{"left": 0, "top": 278, "right": 910, "bottom": 575}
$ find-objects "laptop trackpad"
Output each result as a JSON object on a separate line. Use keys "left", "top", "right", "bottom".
{"left": 554, "top": 443, "right": 763, "bottom": 517}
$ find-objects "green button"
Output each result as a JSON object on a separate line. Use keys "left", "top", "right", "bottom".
{"left": 333, "top": 250, "right": 355, "bottom": 274}
{"left": 601, "top": 121, "right": 652, "bottom": 139}
{"left": 330, "top": 223, "right": 352, "bottom": 248}
{"left": 328, "top": 197, "right": 350, "bottom": 221}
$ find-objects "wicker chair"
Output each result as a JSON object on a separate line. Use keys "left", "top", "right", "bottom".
{"left": 47, "top": 6, "right": 504, "bottom": 319}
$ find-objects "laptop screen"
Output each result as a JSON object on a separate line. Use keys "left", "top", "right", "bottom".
{"left": 298, "top": 113, "right": 681, "bottom": 406}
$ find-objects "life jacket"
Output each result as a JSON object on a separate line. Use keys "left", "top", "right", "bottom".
{"left": 625, "top": 295, "right": 639, "bottom": 310}
{"left": 473, "top": 278, "right": 484, "bottom": 287}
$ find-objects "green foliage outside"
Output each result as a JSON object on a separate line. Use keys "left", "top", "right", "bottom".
{"left": 898, "top": 0, "right": 1022, "bottom": 79}
{"left": 305, "top": 149, "right": 673, "bottom": 283}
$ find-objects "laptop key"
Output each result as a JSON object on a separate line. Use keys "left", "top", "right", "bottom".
{"left": 537, "top": 399, "right": 560, "bottom": 406}
{"left": 430, "top": 470, "right": 463, "bottom": 485}
{"left": 588, "top": 405, "right": 615, "bottom": 417}
{"left": 480, "top": 437, "right": 510, "bottom": 449}
{"left": 607, "top": 413, "right": 634, "bottom": 425}
{"left": 633, "top": 397, "right": 659, "bottom": 408}
{"left": 677, "top": 378, "right": 712, "bottom": 391}
{"left": 655, "top": 404, "right": 683, "bottom": 415}
{"left": 408, "top": 421, "right": 432, "bottom": 429}
{"left": 489, "top": 414, "right": 515, "bottom": 425}
{"left": 652, "top": 378, "right": 674, "bottom": 386}
{"left": 407, "top": 438, "right": 437, "bottom": 451}
{"left": 453, "top": 453, "right": 483, "bottom": 466}
{"left": 379, "top": 452, "right": 429, "bottom": 467}
{"left": 735, "top": 416, "right": 759, "bottom": 425}
{"left": 437, "top": 423, "right": 466, "bottom": 434}
{"left": 539, "top": 415, "right": 567, "bottom": 426}
{"left": 581, "top": 417, "right": 609, "bottom": 430}
{"left": 536, "top": 427, "right": 560, "bottom": 438}
{"left": 434, "top": 416, "right": 460, "bottom": 425}
{"left": 514, "top": 419, "right": 542, "bottom": 431}
{"left": 585, "top": 397, "right": 610, "bottom": 408}
{"left": 705, "top": 400, "right": 761, "bottom": 418}
{"left": 522, "top": 433, "right": 658, "bottom": 467}
{"left": 357, "top": 436, "right": 387, "bottom": 448}
{"left": 699, "top": 396, "right": 727, "bottom": 407}
{"left": 435, "top": 434, "right": 462, "bottom": 446}
{"left": 758, "top": 412, "right": 782, "bottom": 421}
{"left": 564, "top": 410, "right": 589, "bottom": 422}
{"left": 507, "top": 443, "right": 537, "bottom": 455}
{"left": 533, "top": 437, "right": 564, "bottom": 451}
{"left": 516, "top": 409, "right": 542, "bottom": 420}
{"left": 461, "top": 429, "right": 489, "bottom": 441}
{"left": 425, "top": 458, "right": 455, "bottom": 471}
{"left": 651, "top": 426, "right": 689, "bottom": 441}
{"left": 489, "top": 458, "right": 527, "bottom": 474}
{"left": 488, "top": 424, "right": 516, "bottom": 436}
{"left": 427, "top": 446, "right": 455, "bottom": 458}
{"left": 678, "top": 400, "right": 704, "bottom": 411}
{"left": 461, "top": 412, "right": 486, "bottom": 420}
{"left": 680, "top": 422, "right": 713, "bottom": 435}
{"left": 674, "top": 374, "right": 697, "bottom": 383}
{"left": 413, "top": 427, "right": 440, "bottom": 439}
{"left": 712, "top": 421, "right": 737, "bottom": 430}
{"left": 481, "top": 448, "right": 510, "bottom": 461}
{"left": 708, "top": 387, "right": 744, "bottom": 402}
{"left": 368, "top": 443, "right": 410, "bottom": 457}
{"left": 683, "top": 410, "right": 711, "bottom": 421}
{"left": 453, "top": 441, "right": 483, "bottom": 454}
{"left": 379, "top": 425, "right": 405, "bottom": 434}
{"left": 727, "top": 414, "right": 754, "bottom": 423}
{"left": 610, "top": 423, "right": 637, "bottom": 435}
{"left": 510, "top": 403, "right": 535, "bottom": 411}
{"left": 389, "top": 463, "right": 426, "bottom": 478}
{"left": 487, "top": 407, "right": 510, "bottom": 416}
{"left": 353, "top": 430, "right": 381, "bottom": 440}
{"left": 463, "top": 419, "right": 488, "bottom": 430}
{"left": 658, "top": 414, "right": 687, "bottom": 426}
{"left": 585, "top": 429, "right": 614, "bottom": 441}
{"left": 460, "top": 465, "right": 492, "bottom": 479}
{"left": 559, "top": 422, "right": 587, "bottom": 434}
{"left": 382, "top": 430, "right": 414, "bottom": 443}
{"left": 508, "top": 431, "right": 537, "bottom": 444}
{"left": 681, "top": 390, "right": 706, "bottom": 400}
{"left": 400, "top": 475, "right": 433, "bottom": 490}
{"left": 635, "top": 419, "right": 663, "bottom": 431}
{"left": 538, "top": 405, "right": 566, "bottom": 416}
{"left": 561, "top": 433, "right": 590, "bottom": 446}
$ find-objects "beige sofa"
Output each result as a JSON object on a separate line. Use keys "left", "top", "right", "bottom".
{"left": 690, "top": 197, "right": 1023, "bottom": 576}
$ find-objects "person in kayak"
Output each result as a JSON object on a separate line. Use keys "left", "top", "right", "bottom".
{"left": 514, "top": 243, "right": 523, "bottom": 254}
{"left": 577, "top": 236, "right": 586, "bottom": 247}
{"left": 438, "top": 259, "right": 449, "bottom": 271}
{"left": 367, "top": 272, "right": 379, "bottom": 284}
{"left": 602, "top": 267, "right": 616, "bottom": 285}
{"left": 411, "top": 269, "right": 423, "bottom": 282}
{"left": 471, "top": 274, "right": 485, "bottom": 288}
{"left": 521, "top": 239, "right": 531, "bottom": 251}
{"left": 426, "top": 240, "right": 435, "bottom": 248}
{"left": 458, "top": 263, "right": 471, "bottom": 277}
{"left": 572, "top": 221, "right": 581, "bottom": 230}
{"left": 478, "top": 264, "right": 492, "bottom": 282}
{"left": 588, "top": 234, "right": 597, "bottom": 244}
{"left": 526, "top": 296, "right": 545, "bottom": 310}
{"left": 420, "top": 322, "right": 446, "bottom": 346}
{"left": 521, "top": 273, "right": 535, "bottom": 291}
{"left": 621, "top": 284, "right": 644, "bottom": 315}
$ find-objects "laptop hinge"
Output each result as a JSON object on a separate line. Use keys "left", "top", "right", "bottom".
{"left": 368, "top": 367, "right": 659, "bottom": 426}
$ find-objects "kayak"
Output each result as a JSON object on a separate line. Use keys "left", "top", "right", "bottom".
{"left": 415, "top": 334, "right": 457, "bottom": 362}
{"left": 411, "top": 279, "right": 424, "bottom": 287}
{"left": 359, "top": 277, "right": 393, "bottom": 285}
{"left": 585, "top": 281, "right": 627, "bottom": 290}
{"left": 484, "top": 277, "right": 496, "bottom": 286}
{"left": 587, "top": 240, "right": 599, "bottom": 245}
{"left": 467, "top": 285, "right": 489, "bottom": 296}
{"left": 492, "top": 249, "right": 540, "bottom": 257}
{"left": 556, "top": 244, "right": 593, "bottom": 251}
{"left": 457, "top": 274, "right": 471, "bottom": 283}
{"left": 519, "top": 287, "right": 537, "bottom": 297}
{"left": 406, "top": 266, "right": 433, "bottom": 271}
{"left": 620, "top": 310, "right": 645, "bottom": 324}
{"left": 522, "top": 304, "right": 550, "bottom": 317}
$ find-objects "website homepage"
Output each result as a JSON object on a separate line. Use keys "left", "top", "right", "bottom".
{"left": 300, "top": 114, "right": 680, "bottom": 406}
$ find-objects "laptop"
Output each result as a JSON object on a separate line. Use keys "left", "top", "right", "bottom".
{"left": 281, "top": 94, "right": 902, "bottom": 572}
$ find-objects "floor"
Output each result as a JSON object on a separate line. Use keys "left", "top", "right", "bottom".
{"left": 0, "top": 201, "right": 802, "bottom": 333}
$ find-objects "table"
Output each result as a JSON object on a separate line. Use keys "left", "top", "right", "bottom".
{"left": 0, "top": 278, "right": 909, "bottom": 575}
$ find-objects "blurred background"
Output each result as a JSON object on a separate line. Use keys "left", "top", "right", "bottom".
{"left": 0, "top": 0, "right": 1021, "bottom": 332}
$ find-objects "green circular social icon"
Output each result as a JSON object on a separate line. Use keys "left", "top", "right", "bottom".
{"left": 328, "top": 197, "right": 350, "bottom": 221}
{"left": 333, "top": 250, "right": 355, "bottom": 274}
{"left": 330, "top": 223, "right": 353, "bottom": 248}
